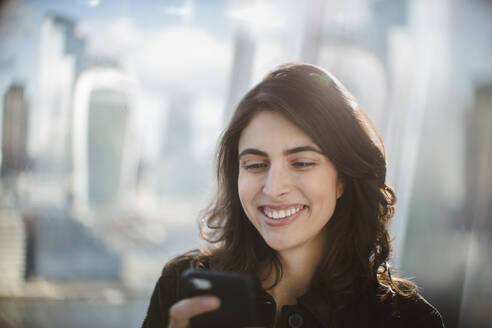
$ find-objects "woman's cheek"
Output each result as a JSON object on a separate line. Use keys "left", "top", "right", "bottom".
{"left": 238, "top": 174, "right": 255, "bottom": 211}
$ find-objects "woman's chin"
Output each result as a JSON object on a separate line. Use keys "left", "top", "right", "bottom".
{"left": 264, "top": 238, "right": 298, "bottom": 253}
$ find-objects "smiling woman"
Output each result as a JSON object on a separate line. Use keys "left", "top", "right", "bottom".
{"left": 142, "top": 63, "right": 444, "bottom": 328}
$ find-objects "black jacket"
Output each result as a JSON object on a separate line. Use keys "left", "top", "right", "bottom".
{"left": 142, "top": 256, "right": 444, "bottom": 328}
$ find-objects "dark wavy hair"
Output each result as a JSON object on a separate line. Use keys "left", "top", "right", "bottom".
{"left": 195, "top": 62, "right": 416, "bottom": 316}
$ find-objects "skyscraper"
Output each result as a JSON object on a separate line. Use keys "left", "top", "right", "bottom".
{"left": 1, "top": 83, "right": 29, "bottom": 179}
{"left": 157, "top": 91, "right": 203, "bottom": 196}
{"left": 87, "top": 88, "right": 129, "bottom": 207}
{"left": 35, "top": 14, "right": 86, "bottom": 174}
{"left": 72, "top": 67, "right": 140, "bottom": 219}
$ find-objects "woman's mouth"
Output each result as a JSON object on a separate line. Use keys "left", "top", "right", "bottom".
{"left": 259, "top": 205, "right": 307, "bottom": 227}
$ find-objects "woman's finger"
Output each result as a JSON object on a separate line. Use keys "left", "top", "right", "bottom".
{"left": 168, "top": 295, "right": 221, "bottom": 328}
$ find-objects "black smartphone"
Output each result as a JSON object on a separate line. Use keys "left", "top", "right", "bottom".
{"left": 182, "top": 268, "right": 257, "bottom": 328}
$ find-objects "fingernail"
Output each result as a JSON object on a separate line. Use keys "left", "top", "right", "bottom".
{"left": 203, "top": 297, "right": 220, "bottom": 308}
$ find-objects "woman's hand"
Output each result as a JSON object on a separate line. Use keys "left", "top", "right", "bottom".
{"left": 168, "top": 295, "right": 221, "bottom": 328}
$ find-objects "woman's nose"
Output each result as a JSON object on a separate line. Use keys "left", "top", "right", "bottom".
{"left": 262, "top": 164, "right": 291, "bottom": 198}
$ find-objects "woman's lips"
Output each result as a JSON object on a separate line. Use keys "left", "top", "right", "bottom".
{"left": 259, "top": 205, "right": 307, "bottom": 227}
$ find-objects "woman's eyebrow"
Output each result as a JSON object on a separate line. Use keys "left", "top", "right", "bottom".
{"left": 238, "top": 148, "right": 268, "bottom": 159}
{"left": 283, "top": 145, "right": 323, "bottom": 156}
{"left": 238, "top": 145, "right": 322, "bottom": 159}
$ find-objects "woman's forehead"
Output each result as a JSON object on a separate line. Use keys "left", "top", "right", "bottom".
{"left": 238, "top": 111, "right": 320, "bottom": 153}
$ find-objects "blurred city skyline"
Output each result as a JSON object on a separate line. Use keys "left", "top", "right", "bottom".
{"left": 1, "top": 0, "right": 491, "bottom": 327}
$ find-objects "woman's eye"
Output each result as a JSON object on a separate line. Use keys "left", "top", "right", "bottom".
{"left": 245, "top": 163, "right": 268, "bottom": 171}
{"left": 292, "top": 162, "right": 316, "bottom": 168}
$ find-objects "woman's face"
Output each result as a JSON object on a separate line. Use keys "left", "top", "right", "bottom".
{"left": 237, "top": 110, "right": 343, "bottom": 253}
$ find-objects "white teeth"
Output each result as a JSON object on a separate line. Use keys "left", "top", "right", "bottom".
{"left": 263, "top": 206, "right": 304, "bottom": 220}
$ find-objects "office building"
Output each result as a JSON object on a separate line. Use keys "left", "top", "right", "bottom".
{"left": 1, "top": 84, "right": 29, "bottom": 178}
